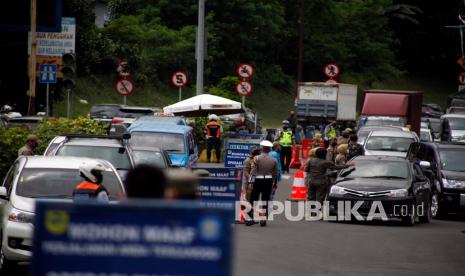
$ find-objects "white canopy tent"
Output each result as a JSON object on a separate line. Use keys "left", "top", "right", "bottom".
{"left": 163, "top": 94, "right": 243, "bottom": 117}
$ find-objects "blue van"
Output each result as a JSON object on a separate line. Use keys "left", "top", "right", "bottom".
{"left": 127, "top": 122, "right": 198, "bottom": 167}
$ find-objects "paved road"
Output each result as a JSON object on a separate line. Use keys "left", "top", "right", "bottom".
{"left": 11, "top": 169, "right": 465, "bottom": 275}
{"left": 234, "top": 170, "right": 465, "bottom": 276}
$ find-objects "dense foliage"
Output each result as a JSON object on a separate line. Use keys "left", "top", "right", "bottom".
{"left": 0, "top": 118, "right": 108, "bottom": 177}
{"left": 64, "top": 0, "right": 463, "bottom": 94}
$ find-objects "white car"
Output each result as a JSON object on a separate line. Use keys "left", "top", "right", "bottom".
{"left": 364, "top": 129, "right": 419, "bottom": 157}
{"left": 420, "top": 128, "right": 433, "bottom": 142}
{"left": 0, "top": 156, "right": 126, "bottom": 272}
{"left": 440, "top": 113, "right": 465, "bottom": 142}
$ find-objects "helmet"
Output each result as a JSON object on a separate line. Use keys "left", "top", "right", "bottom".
{"left": 282, "top": 120, "right": 290, "bottom": 125}
{"left": 208, "top": 114, "right": 218, "bottom": 121}
{"left": 79, "top": 161, "right": 105, "bottom": 184}
{"left": 260, "top": 140, "right": 273, "bottom": 148}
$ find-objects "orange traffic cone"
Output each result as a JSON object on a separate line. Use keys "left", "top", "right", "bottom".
{"left": 288, "top": 170, "right": 307, "bottom": 201}
{"left": 289, "top": 145, "right": 302, "bottom": 168}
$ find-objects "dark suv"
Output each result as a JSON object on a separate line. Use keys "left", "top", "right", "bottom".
{"left": 407, "top": 142, "right": 465, "bottom": 218}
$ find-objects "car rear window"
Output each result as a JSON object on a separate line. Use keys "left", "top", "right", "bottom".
{"left": 16, "top": 168, "right": 125, "bottom": 200}
{"left": 133, "top": 150, "right": 167, "bottom": 168}
{"left": 130, "top": 132, "right": 186, "bottom": 153}
{"left": 56, "top": 145, "right": 132, "bottom": 170}
{"left": 366, "top": 136, "right": 414, "bottom": 152}
{"left": 90, "top": 106, "right": 122, "bottom": 118}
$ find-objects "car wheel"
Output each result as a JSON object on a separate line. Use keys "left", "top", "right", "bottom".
{"left": 0, "top": 233, "right": 16, "bottom": 274}
{"left": 431, "top": 190, "right": 447, "bottom": 219}
{"left": 401, "top": 205, "right": 416, "bottom": 226}
{"left": 419, "top": 200, "right": 432, "bottom": 223}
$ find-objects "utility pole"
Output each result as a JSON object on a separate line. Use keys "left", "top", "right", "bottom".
{"left": 196, "top": 0, "right": 205, "bottom": 95}
{"left": 297, "top": 0, "right": 305, "bottom": 83}
{"left": 28, "top": 0, "right": 37, "bottom": 115}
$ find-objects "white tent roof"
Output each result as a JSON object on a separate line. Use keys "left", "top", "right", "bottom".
{"left": 163, "top": 94, "right": 243, "bottom": 116}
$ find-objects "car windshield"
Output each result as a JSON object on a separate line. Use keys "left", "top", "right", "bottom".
{"left": 439, "top": 149, "right": 465, "bottom": 172}
{"left": 133, "top": 150, "right": 167, "bottom": 168}
{"left": 448, "top": 118, "right": 465, "bottom": 130}
{"left": 420, "top": 131, "right": 432, "bottom": 142}
{"left": 364, "top": 120, "right": 404, "bottom": 127}
{"left": 340, "top": 160, "right": 409, "bottom": 179}
{"left": 365, "top": 136, "right": 414, "bottom": 152}
{"left": 56, "top": 145, "right": 132, "bottom": 170}
{"left": 130, "top": 132, "right": 185, "bottom": 153}
{"left": 16, "top": 168, "right": 125, "bottom": 200}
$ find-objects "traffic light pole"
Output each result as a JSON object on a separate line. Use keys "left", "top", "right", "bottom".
{"left": 46, "top": 83, "right": 50, "bottom": 116}
{"left": 196, "top": 0, "right": 205, "bottom": 95}
{"left": 67, "top": 88, "right": 72, "bottom": 118}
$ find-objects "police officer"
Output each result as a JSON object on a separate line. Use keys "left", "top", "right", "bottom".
{"left": 247, "top": 140, "right": 278, "bottom": 227}
{"left": 323, "top": 120, "right": 337, "bottom": 148}
{"left": 276, "top": 120, "right": 294, "bottom": 174}
{"left": 205, "top": 114, "right": 223, "bottom": 163}
{"left": 73, "top": 162, "right": 110, "bottom": 202}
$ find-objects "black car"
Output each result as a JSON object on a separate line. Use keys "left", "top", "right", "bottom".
{"left": 220, "top": 107, "right": 262, "bottom": 134}
{"left": 327, "top": 156, "right": 432, "bottom": 225}
{"left": 6, "top": 116, "right": 44, "bottom": 130}
{"left": 407, "top": 142, "right": 465, "bottom": 218}
{"left": 88, "top": 104, "right": 127, "bottom": 122}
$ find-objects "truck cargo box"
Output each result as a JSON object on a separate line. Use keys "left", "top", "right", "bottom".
{"left": 361, "top": 90, "right": 422, "bottom": 135}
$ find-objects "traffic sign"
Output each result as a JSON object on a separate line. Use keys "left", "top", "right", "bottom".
{"left": 172, "top": 71, "right": 189, "bottom": 87}
{"left": 324, "top": 64, "right": 340, "bottom": 78}
{"left": 115, "top": 79, "right": 135, "bottom": 96}
{"left": 236, "top": 80, "right": 253, "bottom": 96}
{"left": 459, "top": 72, "right": 465, "bottom": 85}
{"left": 117, "top": 60, "right": 130, "bottom": 78}
{"left": 236, "top": 64, "right": 255, "bottom": 78}
{"left": 39, "top": 64, "right": 57, "bottom": 84}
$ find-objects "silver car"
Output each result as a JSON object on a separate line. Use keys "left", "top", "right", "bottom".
{"left": 0, "top": 156, "right": 126, "bottom": 271}
{"left": 364, "top": 129, "right": 419, "bottom": 157}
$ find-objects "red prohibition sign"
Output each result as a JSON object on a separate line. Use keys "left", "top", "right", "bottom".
{"left": 236, "top": 80, "right": 253, "bottom": 96}
{"left": 236, "top": 64, "right": 255, "bottom": 79}
{"left": 172, "top": 71, "right": 189, "bottom": 87}
{"left": 115, "top": 79, "right": 135, "bottom": 96}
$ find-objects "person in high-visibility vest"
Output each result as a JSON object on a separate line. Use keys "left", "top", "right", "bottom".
{"left": 73, "top": 162, "right": 109, "bottom": 202}
{"left": 323, "top": 120, "right": 337, "bottom": 148}
{"left": 205, "top": 114, "right": 223, "bottom": 163}
{"left": 275, "top": 120, "right": 295, "bottom": 174}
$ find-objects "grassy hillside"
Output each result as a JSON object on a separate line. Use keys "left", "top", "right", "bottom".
{"left": 54, "top": 74, "right": 454, "bottom": 128}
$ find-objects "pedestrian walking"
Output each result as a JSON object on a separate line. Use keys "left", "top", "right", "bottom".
{"left": 347, "top": 135, "right": 365, "bottom": 160}
{"left": 269, "top": 142, "right": 283, "bottom": 199}
{"left": 326, "top": 138, "right": 338, "bottom": 162}
{"left": 242, "top": 146, "right": 260, "bottom": 201}
{"left": 246, "top": 140, "right": 278, "bottom": 227}
{"left": 276, "top": 120, "right": 294, "bottom": 174}
{"left": 306, "top": 148, "right": 352, "bottom": 204}
{"left": 18, "top": 134, "right": 39, "bottom": 156}
{"left": 335, "top": 144, "right": 349, "bottom": 166}
{"left": 204, "top": 114, "right": 223, "bottom": 163}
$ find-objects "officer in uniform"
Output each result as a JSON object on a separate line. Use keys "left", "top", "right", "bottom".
{"left": 205, "top": 114, "right": 223, "bottom": 163}
{"left": 247, "top": 140, "right": 278, "bottom": 227}
{"left": 18, "top": 134, "right": 39, "bottom": 156}
{"left": 73, "top": 162, "right": 110, "bottom": 202}
{"left": 276, "top": 120, "right": 294, "bottom": 174}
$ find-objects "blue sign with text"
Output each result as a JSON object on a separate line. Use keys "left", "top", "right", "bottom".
{"left": 31, "top": 201, "right": 233, "bottom": 276}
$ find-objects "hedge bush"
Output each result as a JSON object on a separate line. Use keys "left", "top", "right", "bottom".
{"left": 0, "top": 117, "right": 109, "bottom": 178}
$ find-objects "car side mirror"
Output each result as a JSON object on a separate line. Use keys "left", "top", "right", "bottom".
{"left": 0, "top": 187, "right": 8, "bottom": 199}
{"left": 118, "top": 147, "right": 126, "bottom": 154}
{"left": 419, "top": 161, "right": 431, "bottom": 169}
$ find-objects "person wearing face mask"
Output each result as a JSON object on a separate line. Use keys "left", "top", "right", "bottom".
{"left": 18, "top": 134, "right": 39, "bottom": 156}
{"left": 275, "top": 120, "right": 295, "bottom": 174}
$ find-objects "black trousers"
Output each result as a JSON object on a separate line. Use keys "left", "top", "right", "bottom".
{"left": 248, "top": 179, "right": 273, "bottom": 220}
{"left": 207, "top": 137, "right": 221, "bottom": 161}
{"left": 280, "top": 146, "right": 292, "bottom": 173}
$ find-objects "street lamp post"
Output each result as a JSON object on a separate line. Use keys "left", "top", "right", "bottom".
{"left": 196, "top": 0, "right": 206, "bottom": 95}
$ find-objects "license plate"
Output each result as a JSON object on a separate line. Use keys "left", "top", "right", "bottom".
{"left": 460, "top": 194, "right": 465, "bottom": 207}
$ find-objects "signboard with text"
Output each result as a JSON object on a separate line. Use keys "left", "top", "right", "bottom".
{"left": 29, "top": 17, "right": 76, "bottom": 56}
{"left": 32, "top": 201, "right": 233, "bottom": 276}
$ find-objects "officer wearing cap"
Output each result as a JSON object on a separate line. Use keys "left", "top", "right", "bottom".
{"left": 276, "top": 120, "right": 295, "bottom": 174}
{"left": 18, "top": 134, "right": 39, "bottom": 156}
{"left": 205, "top": 114, "right": 223, "bottom": 163}
{"left": 246, "top": 140, "right": 278, "bottom": 227}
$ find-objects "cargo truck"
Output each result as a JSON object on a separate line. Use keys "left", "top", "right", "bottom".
{"left": 295, "top": 82, "right": 358, "bottom": 132}
{"left": 359, "top": 90, "right": 423, "bottom": 135}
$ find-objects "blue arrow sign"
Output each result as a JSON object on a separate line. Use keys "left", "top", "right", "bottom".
{"left": 39, "top": 64, "right": 57, "bottom": 84}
